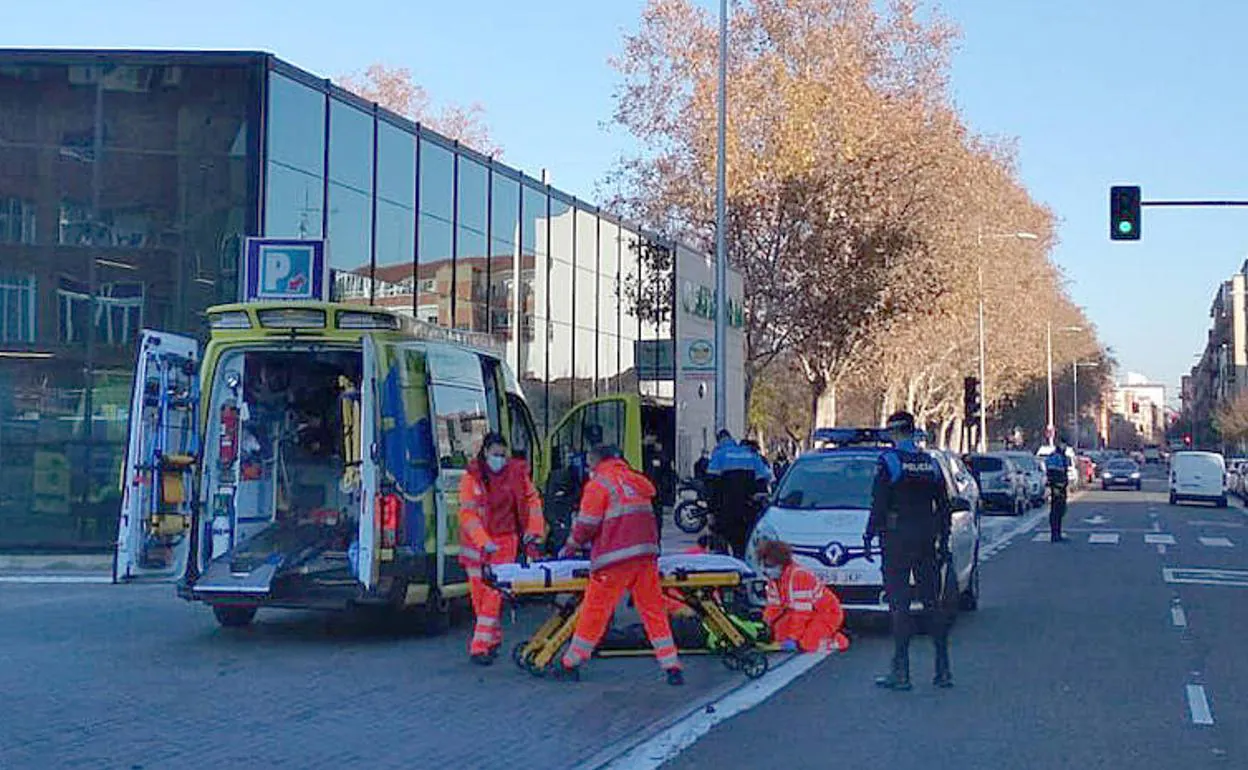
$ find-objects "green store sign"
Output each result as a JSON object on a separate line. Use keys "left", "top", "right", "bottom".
{"left": 680, "top": 281, "right": 745, "bottom": 328}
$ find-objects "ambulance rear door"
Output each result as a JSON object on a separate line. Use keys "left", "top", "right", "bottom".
{"left": 357, "top": 334, "right": 381, "bottom": 589}
{"left": 114, "top": 330, "right": 201, "bottom": 583}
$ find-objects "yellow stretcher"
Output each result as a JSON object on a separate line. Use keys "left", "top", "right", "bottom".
{"left": 486, "top": 554, "right": 775, "bottom": 680}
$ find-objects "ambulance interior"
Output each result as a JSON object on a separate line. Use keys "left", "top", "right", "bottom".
{"left": 200, "top": 348, "right": 364, "bottom": 583}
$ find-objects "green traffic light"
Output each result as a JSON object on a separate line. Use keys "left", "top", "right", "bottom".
{"left": 1118, "top": 220, "right": 1133, "bottom": 234}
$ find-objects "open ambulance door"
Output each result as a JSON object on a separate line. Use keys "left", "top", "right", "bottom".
{"left": 114, "top": 330, "right": 201, "bottom": 583}
{"left": 357, "top": 335, "right": 382, "bottom": 590}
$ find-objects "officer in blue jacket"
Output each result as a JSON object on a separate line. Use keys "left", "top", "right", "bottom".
{"left": 706, "top": 430, "right": 773, "bottom": 557}
{"left": 866, "top": 411, "right": 954, "bottom": 690}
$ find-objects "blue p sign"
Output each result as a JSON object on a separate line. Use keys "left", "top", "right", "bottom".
{"left": 243, "top": 238, "right": 326, "bottom": 302}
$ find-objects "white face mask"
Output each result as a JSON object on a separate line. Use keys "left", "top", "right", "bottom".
{"left": 486, "top": 455, "right": 507, "bottom": 473}
{"left": 763, "top": 565, "right": 783, "bottom": 579}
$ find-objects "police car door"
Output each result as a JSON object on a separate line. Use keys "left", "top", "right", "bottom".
{"left": 114, "top": 330, "right": 200, "bottom": 583}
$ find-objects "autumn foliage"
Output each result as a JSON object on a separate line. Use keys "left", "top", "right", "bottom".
{"left": 607, "top": 0, "right": 1106, "bottom": 449}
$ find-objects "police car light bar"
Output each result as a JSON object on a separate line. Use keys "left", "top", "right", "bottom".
{"left": 812, "top": 427, "right": 893, "bottom": 447}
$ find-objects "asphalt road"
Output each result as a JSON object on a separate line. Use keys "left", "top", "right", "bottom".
{"left": 662, "top": 465, "right": 1246, "bottom": 769}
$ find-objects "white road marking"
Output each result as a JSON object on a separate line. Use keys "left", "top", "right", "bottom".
{"left": 1152, "top": 521, "right": 1162, "bottom": 533}
{"left": 1145, "top": 534, "right": 1176, "bottom": 545}
{"left": 1171, "top": 606, "right": 1188, "bottom": 627}
{"left": 1163, "top": 567, "right": 1248, "bottom": 588}
{"left": 1033, "top": 532, "right": 1051, "bottom": 542}
{"left": 1187, "top": 684, "right": 1215, "bottom": 725}
{"left": 0, "top": 575, "right": 112, "bottom": 585}
{"left": 1157, "top": 544, "right": 1168, "bottom": 555}
{"left": 1088, "top": 533, "right": 1120, "bottom": 544}
{"left": 596, "top": 650, "right": 831, "bottom": 770}
{"left": 1199, "top": 537, "right": 1234, "bottom": 548}
{"left": 1188, "top": 520, "right": 1244, "bottom": 529}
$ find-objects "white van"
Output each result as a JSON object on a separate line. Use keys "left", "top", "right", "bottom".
{"left": 1169, "top": 451, "right": 1227, "bottom": 507}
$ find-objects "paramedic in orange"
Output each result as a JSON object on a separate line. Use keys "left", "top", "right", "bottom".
{"left": 557, "top": 445, "right": 684, "bottom": 686}
{"left": 758, "top": 540, "right": 850, "bottom": 653}
{"left": 458, "top": 432, "right": 545, "bottom": 666}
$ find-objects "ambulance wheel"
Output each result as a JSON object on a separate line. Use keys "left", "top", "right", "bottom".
{"left": 722, "top": 650, "right": 743, "bottom": 671}
{"left": 213, "top": 605, "right": 257, "bottom": 628}
{"left": 740, "top": 649, "right": 768, "bottom": 679}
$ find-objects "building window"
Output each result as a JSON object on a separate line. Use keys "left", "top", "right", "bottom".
{"left": 57, "top": 278, "right": 144, "bottom": 345}
{"left": 0, "top": 197, "right": 36, "bottom": 244}
{"left": 421, "top": 278, "right": 437, "bottom": 293}
{"left": 0, "top": 273, "right": 36, "bottom": 342}
{"left": 417, "top": 303, "right": 439, "bottom": 325}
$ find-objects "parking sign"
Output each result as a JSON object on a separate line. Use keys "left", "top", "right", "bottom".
{"left": 242, "top": 238, "right": 328, "bottom": 302}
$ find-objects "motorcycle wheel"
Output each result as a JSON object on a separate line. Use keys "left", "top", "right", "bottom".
{"left": 674, "top": 500, "right": 708, "bottom": 534}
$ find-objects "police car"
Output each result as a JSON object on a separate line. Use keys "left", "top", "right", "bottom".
{"left": 745, "top": 428, "right": 982, "bottom": 614}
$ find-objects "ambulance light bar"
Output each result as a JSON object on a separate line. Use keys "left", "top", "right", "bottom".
{"left": 337, "top": 310, "right": 402, "bottom": 330}
{"left": 208, "top": 310, "right": 252, "bottom": 330}
{"left": 256, "top": 308, "right": 327, "bottom": 329}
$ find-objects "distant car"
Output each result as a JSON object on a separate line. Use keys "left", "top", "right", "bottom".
{"left": 966, "top": 453, "right": 1027, "bottom": 515}
{"left": 1006, "top": 452, "right": 1047, "bottom": 507}
{"left": 1143, "top": 447, "right": 1162, "bottom": 464}
{"left": 746, "top": 429, "right": 982, "bottom": 614}
{"left": 1169, "top": 451, "right": 1227, "bottom": 507}
{"left": 1101, "top": 459, "right": 1142, "bottom": 491}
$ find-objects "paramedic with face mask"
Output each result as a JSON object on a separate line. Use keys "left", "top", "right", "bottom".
{"left": 758, "top": 540, "right": 849, "bottom": 653}
{"left": 557, "top": 445, "right": 685, "bottom": 686}
{"left": 458, "top": 432, "right": 545, "bottom": 666}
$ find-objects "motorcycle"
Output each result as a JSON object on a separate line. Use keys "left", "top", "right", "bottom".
{"left": 674, "top": 477, "right": 711, "bottom": 534}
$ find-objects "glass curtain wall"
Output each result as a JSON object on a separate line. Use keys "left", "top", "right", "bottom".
{"left": 0, "top": 58, "right": 257, "bottom": 550}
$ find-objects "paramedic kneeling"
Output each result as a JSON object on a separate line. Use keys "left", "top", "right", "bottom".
{"left": 557, "top": 445, "right": 684, "bottom": 686}
{"left": 757, "top": 540, "right": 849, "bottom": 653}
{"left": 458, "top": 432, "right": 546, "bottom": 666}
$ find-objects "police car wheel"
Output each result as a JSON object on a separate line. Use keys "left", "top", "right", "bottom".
{"left": 959, "top": 548, "right": 980, "bottom": 612}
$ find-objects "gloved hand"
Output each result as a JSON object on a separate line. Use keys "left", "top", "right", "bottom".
{"left": 779, "top": 639, "right": 799, "bottom": 653}
{"left": 482, "top": 541, "right": 499, "bottom": 556}
{"left": 524, "top": 539, "right": 543, "bottom": 562}
{"left": 862, "top": 533, "right": 876, "bottom": 563}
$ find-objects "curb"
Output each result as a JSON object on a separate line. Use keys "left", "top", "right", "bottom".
{"left": 0, "top": 554, "right": 113, "bottom": 573}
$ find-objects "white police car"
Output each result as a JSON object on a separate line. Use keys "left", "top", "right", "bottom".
{"left": 745, "top": 428, "right": 982, "bottom": 614}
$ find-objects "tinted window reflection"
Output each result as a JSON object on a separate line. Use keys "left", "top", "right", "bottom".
{"left": 269, "top": 73, "right": 325, "bottom": 174}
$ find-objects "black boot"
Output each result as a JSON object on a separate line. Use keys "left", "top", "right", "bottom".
{"left": 875, "top": 641, "right": 912, "bottom": 691}
{"left": 933, "top": 635, "right": 953, "bottom": 688}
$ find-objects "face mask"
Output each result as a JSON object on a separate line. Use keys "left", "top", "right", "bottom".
{"left": 763, "top": 566, "right": 783, "bottom": 579}
{"left": 486, "top": 455, "right": 507, "bottom": 473}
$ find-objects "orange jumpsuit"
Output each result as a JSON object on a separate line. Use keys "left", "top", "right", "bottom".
{"left": 764, "top": 563, "right": 850, "bottom": 653}
{"left": 560, "top": 459, "right": 681, "bottom": 672}
{"left": 458, "top": 459, "right": 544, "bottom": 656}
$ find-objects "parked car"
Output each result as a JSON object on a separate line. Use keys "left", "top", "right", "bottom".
{"left": 938, "top": 449, "right": 982, "bottom": 516}
{"left": 965, "top": 453, "right": 1028, "bottom": 515}
{"left": 746, "top": 428, "right": 981, "bottom": 614}
{"left": 1007, "top": 452, "right": 1048, "bottom": 507}
{"left": 1169, "top": 451, "right": 1228, "bottom": 507}
{"left": 1101, "top": 459, "right": 1142, "bottom": 491}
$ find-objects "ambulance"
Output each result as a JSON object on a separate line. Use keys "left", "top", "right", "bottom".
{"left": 115, "top": 301, "right": 545, "bottom": 629}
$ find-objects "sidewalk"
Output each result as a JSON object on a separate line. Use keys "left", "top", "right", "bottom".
{"left": 0, "top": 553, "right": 113, "bottom": 583}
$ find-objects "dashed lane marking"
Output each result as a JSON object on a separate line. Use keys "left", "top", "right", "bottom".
{"left": 1146, "top": 534, "right": 1177, "bottom": 545}
{"left": 1187, "top": 684, "right": 1215, "bottom": 726}
{"left": 1158, "top": 544, "right": 1168, "bottom": 555}
{"left": 1163, "top": 568, "right": 1248, "bottom": 588}
{"left": 1188, "top": 520, "right": 1245, "bottom": 529}
{"left": 1088, "top": 533, "right": 1120, "bottom": 544}
{"left": 1171, "top": 605, "right": 1188, "bottom": 628}
{"left": 1199, "top": 537, "right": 1234, "bottom": 548}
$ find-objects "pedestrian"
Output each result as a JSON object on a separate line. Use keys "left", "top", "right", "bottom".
{"left": 556, "top": 444, "right": 684, "bottom": 685}
{"left": 1045, "top": 443, "right": 1071, "bottom": 542}
{"left": 865, "top": 411, "right": 955, "bottom": 690}
{"left": 757, "top": 539, "right": 849, "bottom": 653}
{"left": 706, "top": 430, "right": 774, "bottom": 558}
{"left": 457, "top": 432, "right": 546, "bottom": 666}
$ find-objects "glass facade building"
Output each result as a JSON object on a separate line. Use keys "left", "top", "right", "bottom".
{"left": 0, "top": 50, "right": 687, "bottom": 552}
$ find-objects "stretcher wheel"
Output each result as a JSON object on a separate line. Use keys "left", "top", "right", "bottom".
{"left": 527, "top": 658, "right": 548, "bottom": 678}
{"left": 740, "top": 649, "right": 768, "bottom": 680}
{"left": 512, "top": 642, "right": 531, "bottom": 670}
{"left": 722, "top": 650, "right": 742, "bottom": 672}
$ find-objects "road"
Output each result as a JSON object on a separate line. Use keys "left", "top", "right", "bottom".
{"left": 662, "top": 465, "right": 1246, "bottom": 769}
{"left": 6, "top": 470, "right": 1243, "bottom": 769}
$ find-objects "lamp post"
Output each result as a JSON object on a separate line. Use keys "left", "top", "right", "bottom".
{"left": 1072, "top": 360, "right": 1099, "bottom": 451}
{"left": 976, "top": 228, "right": 1039, "bottom": 452}
{"left": 1047, "top": 323, "right": 1084, "bottom": 445}
{"left": 713, "top": 0, "right": 729, "bottom": 433}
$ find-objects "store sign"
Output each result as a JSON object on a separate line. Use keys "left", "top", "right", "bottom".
{"left": 242, "top": 238, "right": 328, "bottom": 302}
{"left": 684, "top": 338, "right": 715, "bottom": 373}
{"left": 680, "top": 280, "right": 745, "bottom": 327}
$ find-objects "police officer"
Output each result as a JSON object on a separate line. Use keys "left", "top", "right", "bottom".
{"left": 1045, "top": 443, "right": 1072, "bottom": 542}
{"left": 865, "top": 411, "right": 954, "bottom": 690}
{"left": 707, "top": 430, "right": 774, "bottom": 558}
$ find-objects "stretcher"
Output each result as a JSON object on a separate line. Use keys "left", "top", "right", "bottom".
{"left": 487, "top": 554, "right": 775, "bottom": 679}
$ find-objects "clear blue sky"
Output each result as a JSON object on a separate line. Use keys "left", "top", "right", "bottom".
{"left": 7, "top": 0, "right": 1245, "bottom": 393}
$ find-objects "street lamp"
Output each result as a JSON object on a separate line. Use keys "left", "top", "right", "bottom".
{"left": 1047, "top": 323, "right": 1084, "bottom": 445}
{"left": 713, "top": 0, "right": 729, "bottom": 433}
{"left": 1072, "top": 360, "right": 1099, "bottom": 451}
{"left": 975, "top": 228, "right": 1039, "bottom": 452}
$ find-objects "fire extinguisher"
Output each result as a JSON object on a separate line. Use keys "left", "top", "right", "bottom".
{"left": 219, "top": 401, "right": 239, "bottom": 472}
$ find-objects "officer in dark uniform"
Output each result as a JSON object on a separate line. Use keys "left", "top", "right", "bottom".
{"left": 865, "top": 411, "right": 954, "bottom": 690}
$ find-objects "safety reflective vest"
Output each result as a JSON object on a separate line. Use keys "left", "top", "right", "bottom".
{"left": 568, "top": 458, "right": 659, "bottom": 571}
{"left": 457, "top": 458, "right": 544, "bottom": 569}
{"left": 766, "top": 563, "right": 831, "bottom": 615}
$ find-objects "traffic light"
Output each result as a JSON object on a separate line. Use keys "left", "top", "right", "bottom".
{"left": 963, "top": 376, "right": 982, "bottom": 421}
{"left": 1110, "top": 185, "right": 1141, "bottom": 241}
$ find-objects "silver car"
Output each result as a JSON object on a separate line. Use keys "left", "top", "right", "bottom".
{"left": 966, "top": 453, "right": 1028, "bottom": 515}
{"left": 1004, "top": 452, "right": 1048, "bottom": 508}
{"left": 746, "top": 445, "right": 982, "bottom": 614}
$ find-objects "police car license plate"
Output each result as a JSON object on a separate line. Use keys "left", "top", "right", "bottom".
{"left": 815, "top": 568, "right": 867, "bottom": 584}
